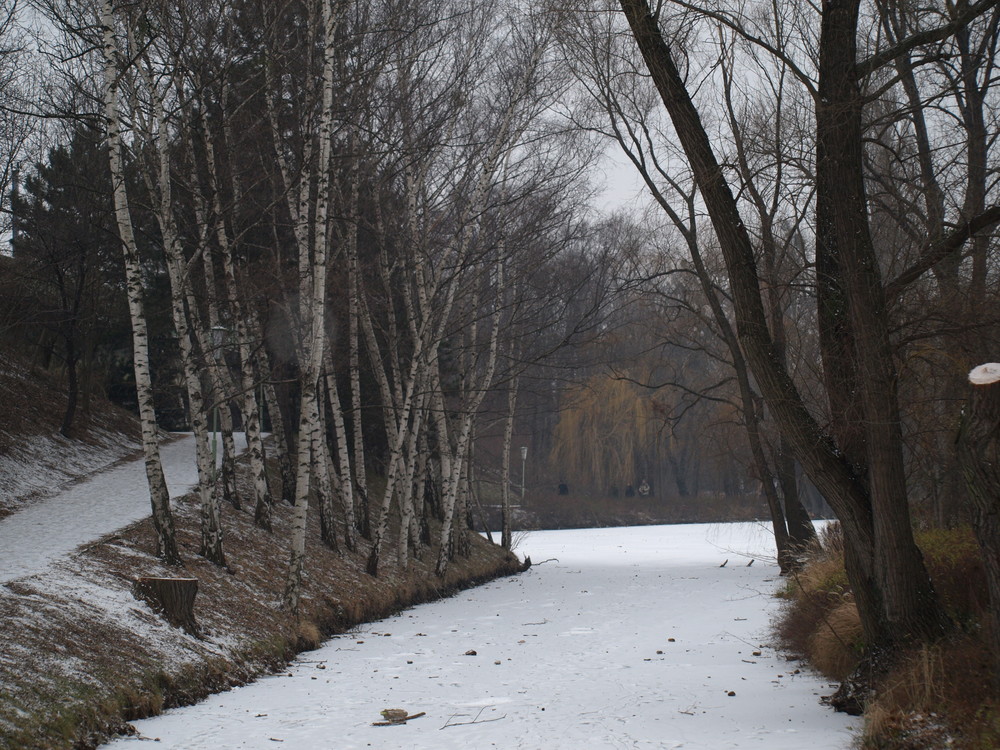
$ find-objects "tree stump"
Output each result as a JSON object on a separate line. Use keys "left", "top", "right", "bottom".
{"left": 132, "top": 577, "right": 200, "bottom": 637}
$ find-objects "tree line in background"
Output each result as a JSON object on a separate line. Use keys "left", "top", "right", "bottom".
{"left": 1, "top": 0, "right": 999, "bottom": 695}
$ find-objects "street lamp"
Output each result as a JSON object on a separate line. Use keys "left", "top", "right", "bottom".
{"left": 520, "top": 445, "right": 527, "bottom": 499}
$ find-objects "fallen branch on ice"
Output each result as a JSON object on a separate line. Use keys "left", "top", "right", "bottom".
{"left": 440, "top": 706, "right": 506, "bottom": 729}
{"left": 372, "top": 711, "right": 426, "bottom": 726}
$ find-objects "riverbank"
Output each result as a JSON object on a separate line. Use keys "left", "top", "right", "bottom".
{"left": 0, "top": 456, "right": 522, "bottom": 750}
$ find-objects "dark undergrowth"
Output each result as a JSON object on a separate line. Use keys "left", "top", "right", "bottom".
{"left": 775, "top": 522, "right": 998, "bottom": 749}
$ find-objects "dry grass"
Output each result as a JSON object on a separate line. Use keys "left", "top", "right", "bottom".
{"left": 775, "top": 523, "right": 858, "bottom": 677}
{"left": 808, "top": 601, "right": 864, "bottom": 681}
{"left": 774, "top": 522, "right": 999, "bottom": 749}
{"left": 861, "top": 635, "right": 999, "bottom": 749}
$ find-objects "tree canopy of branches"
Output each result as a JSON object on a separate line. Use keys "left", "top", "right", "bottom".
{"left": 605, "top": 0, "right": 1000, "bottom": 695}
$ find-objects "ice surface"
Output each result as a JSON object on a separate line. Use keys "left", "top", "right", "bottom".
{"left": 104, "top": 522, "right": 860, "bottom": 750}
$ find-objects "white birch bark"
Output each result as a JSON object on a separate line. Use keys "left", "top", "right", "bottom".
{"left": 140, "top": 75, "right": 225, "bottom": 566}
{"left": 345, "top": 131, "right": 368, "bottom": 539}
{"left": 501, "top": 374, "right": 519, "bottom": 550}
{"left": 314, "top": 397, "right": 338, "bottom": 552}
{"left": 365, "top": 346, "right": 426, "bottom": 576}
{"left": 196, "top": 104, "right": 271, "bottom": 524}
{"left": 198, "top": 236, "right": 240, "bottom": 511}
{"left": 99, "top": 0, "right": 179, "bottom": 565}
{"left": 434, "top": 256, "right": 505, "bottom": 575}
{"left": 396, "top": 388, "right": 428, "bottom": 569}
{"left": 322, "top": 349, "right": 357, "bottom": 551}
{"left": 263, "top": 375, "right": 295, "bottom": 506}
{"left": 283, "top": 0, "right": 340, "bottom": 611}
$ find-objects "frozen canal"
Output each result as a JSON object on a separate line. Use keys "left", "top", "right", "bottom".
{"left": 106, "top": 523, "right": 860, "bottom": 749}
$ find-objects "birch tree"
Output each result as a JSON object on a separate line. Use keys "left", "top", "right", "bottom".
{"left": 98, "top": 0, "right": 179, "bottom": 564}
{"left": 273, "top": 0, "right": 341, "bottom": 612}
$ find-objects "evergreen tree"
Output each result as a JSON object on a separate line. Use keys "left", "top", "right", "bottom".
{"left": 11, "top": 126, "right": 126, "bottom": 436}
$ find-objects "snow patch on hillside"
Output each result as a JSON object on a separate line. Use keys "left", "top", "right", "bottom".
{"left": 0, "top": 427, "right": 139, "bottom": 512}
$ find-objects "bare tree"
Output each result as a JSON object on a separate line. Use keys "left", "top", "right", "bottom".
{"left": 611, "top": 0, "right": 1000, "bottom": 696}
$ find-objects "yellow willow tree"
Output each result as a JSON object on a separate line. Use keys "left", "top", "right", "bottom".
{"left": 549, "top": 373, "right": 662, "bottom": 494}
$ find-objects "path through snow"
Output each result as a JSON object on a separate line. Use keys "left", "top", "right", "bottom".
{"left": 106, "top": 523, "right": 861, "bottom": 749}
{"left": 0, "top": 433, "right": 245, "bottom": 583}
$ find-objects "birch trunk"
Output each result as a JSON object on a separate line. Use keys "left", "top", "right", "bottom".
{"left": 146, "top": 86, "right": 224, "bottom": 566}
{"left": 284, "top": 378, "right": 320, "bottom": 611}
{"left": 282, "top": 0, "right": 339, "bottom": 611}
{"left": 434, "top": 317, "right": 501, "bottom": 574}
{"left": 396, "top": 390, "right": 427, "bottom": 569}
{"left": 99, "top": 0, "right": 179, "bottom": 565}
{"left": 500, "top": 376, "right": 518, "bottom": 550}
{"left": 315, "top": 399, "right": 339, "bottom": 552}
{"left": 264, "top": 374, "right": 295, "bottom": 506}
{"left": 198, "top": 244, "right": 240, "bottom": 511}
{"left": 323, "top": 349, "right": 356, "bottom": 551}
{"left": 346, "top": 136, "right": 369, "bottom": 539}
{"left": 365, "top": 352, "right": 425, "bottom": 576}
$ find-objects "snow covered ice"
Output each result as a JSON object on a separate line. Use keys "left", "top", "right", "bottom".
{"left": 105, "top": 522, "right": 860, "bottom": 749}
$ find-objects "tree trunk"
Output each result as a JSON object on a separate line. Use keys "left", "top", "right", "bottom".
{"left": 501, "top": 376, "right": 518, "bottom": 551}
{"left": 958, "top": 364, "right": 1000, "bottom": 685}
{"left": 616, "top": 0, "right": 947, "bottom": 652}
{"left": 132, "top": 576, "right": 199, "bottom": 636}
{"left": 281, "top": 0, "right": 338, "bottom": 612}
{"left": 100, "top": 0, "right": 179, "bottom": 566}
{"left": 264, "top": 375, "right": 296, "bottom": 506}
{"left": 815, "top": 0, "right": 944, "bottom": 643}
{"left": 322, "top": 350, "right": 356, "bottom": 551}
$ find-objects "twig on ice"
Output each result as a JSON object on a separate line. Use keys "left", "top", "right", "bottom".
{"left": 440, "top": 706, "right": 506, "bottom": 729}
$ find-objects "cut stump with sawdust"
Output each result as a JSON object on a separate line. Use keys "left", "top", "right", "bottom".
{"left": 132, "top": 576, "right": 200, "bottom": 636}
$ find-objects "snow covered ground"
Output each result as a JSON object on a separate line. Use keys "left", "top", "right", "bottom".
{"left": 0, "top": 433, "right": 245, "bottom": 583}
{"left": 106, "top": 523, "right": 861, "bottom": 750}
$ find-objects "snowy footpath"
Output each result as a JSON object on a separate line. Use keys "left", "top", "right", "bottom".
{"left": 0, "top": 433, "right": 245, "bottom": 583}
{"left": 106, "top": 523, "right": 861, "bottom": 749}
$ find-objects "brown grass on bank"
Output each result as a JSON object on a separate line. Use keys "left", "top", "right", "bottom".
{"left": 774, "top": 522, "right": 999, "bottom": 749}
{"left": 776, "top": 523, "right": 859, "bottom": 678}
{"left": 862, "top": 634, "right": 1000, "bottom": 750}
{"left": 0, "top": 450, "right": 524, "bottom": 750}
{"left": 809, "top": 601, "right": 864, "bottom": 681}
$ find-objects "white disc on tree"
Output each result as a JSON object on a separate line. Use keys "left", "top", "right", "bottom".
{"left": 969, "top": 363, "right": 1000, "bottom": 385}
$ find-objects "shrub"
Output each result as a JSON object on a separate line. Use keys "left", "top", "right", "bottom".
{"left": 775, "top": 523, "right": 996, "bottom": 749}
{"left": 862, "top": 636, "right": 999, "bottom": 749}
{"left": 775, "top": 523, "right": 859, "bottom": 678}
{"left": 808, "top": 601, "right": 864, "bottom": 681}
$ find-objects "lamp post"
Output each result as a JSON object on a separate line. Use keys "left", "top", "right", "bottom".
{"left": 520, "top": 445, "right": 527, "bottom": 499}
